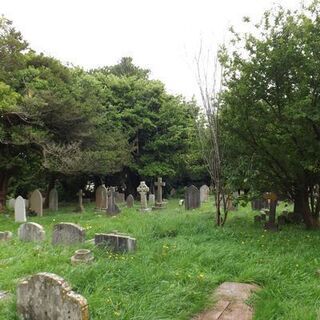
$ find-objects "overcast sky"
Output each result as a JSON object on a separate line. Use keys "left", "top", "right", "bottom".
{"left": 2, "top": 0, "right": 300, "bottom": 100}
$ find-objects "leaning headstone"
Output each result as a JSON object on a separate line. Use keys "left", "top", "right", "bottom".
{"left": 153, "top": 177, "right": 166, "bottom": 209}
{"left": 0, "top": 231, "right": 13, "bottom": 241}
{"left": 17, "top": 272, "right": 89, "bottom": 320}
{"left": 52, "top": 223, "right": 85, "bottom": 245}
{"left": 200, "top": 184, "right": 209, "bottom": 203}
{"left": 106, "top": 187, "right": 120, "bottom": 215}
{"left": 126, "top": 194, "right": 134, "bottom": 208}
{"left": 29, "top": 189, "right": 43, "bottom": 217}
{"left": 137, "top": 181, "right": 150, "bottom": 212}
{"left": 8, "top": 198, "right": 15, "bottom": 209}
{"left": 95, "top": 184, "right": 108, "bottom": 210}
{"left": 148, "top": 194, "right": 155, "bottom": 207}
{"left": 18, "top": 222, "right": 45, "bottom": 242}
{"left": 95, "top": 232, "right": 136, "bottom": 252}
{"left": 185, "top": 185, "right": 200, "bottom": 210}
{"left": 49, "top": 188, "right": 58, "bottom": 211}
{"left": 75, "top": 189, "right": 84, "bottom": 212}
{"left": 15, "top": 196, "right": 27, "bottom": 222}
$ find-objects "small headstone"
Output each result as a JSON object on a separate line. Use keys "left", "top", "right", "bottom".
{"left": 49, "top": 188, "right": 58, "bottom": 211}
{"left": 106, "top": 187, "right": 120, "bottom": 215}
{"left": 71, "top": 249, "right": 94, "bottom": 265}
{"left": 75, "top": 189, "right": 84, "bottom": 212}
{"left": 115, "top": 192, "right": 125, "bottom": 204}
{"left": 95, "top": 184, "right": 108, "bottom": 210}
{"left": 126, "top": 194, "right": 134, "bottom": 208}
{"left": 0, "top": 231, "right": 13, "bottom": 241}
{"left": 200, "top": 184, "right": 209, "bottom": 203}
{"left": 8, "top": 198, "right": 15, "bottom": 209}
{"left": 18, "top": 222, "right": 45, "bottom": 242}
{"left": 15, "top": 196, "right": 27, "bottom": 222}
{"left": 185, "top": 185, "right": 200, "bottom": 210}
{"left": 137, "top": 181, "right": 150, "bottom": 212}
{"left": 17, "top": 272, "right": 89, "bottom": 320}
{"left": 149, "top": 194, "right": 155, "bottom": 207}
{"left": 95, "top": 232, "right": 136, "bottom": 252}
{"left": 153, "top": 177, "right": 166, "bottom": 209}
{"left": 29, "top": 189, "right": 43, "bottom": 217}
{"left": 52, "top": 223, "right": 85, "bottom": 245}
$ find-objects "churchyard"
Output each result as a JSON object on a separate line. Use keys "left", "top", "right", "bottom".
{"left": 1, "top": 191, "right": 320, "bottom": 319}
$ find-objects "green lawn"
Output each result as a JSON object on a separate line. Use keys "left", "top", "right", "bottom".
{"left": 0, "top": 200, "right": 320, "bottom": 319}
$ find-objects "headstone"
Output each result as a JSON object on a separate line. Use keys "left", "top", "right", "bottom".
{"left": 18, "top": 222, "right": 45, "bottom": 242}
{"left": 115, "top": 192, "right": 125, "bottom": 204}
{"left": 148, "top": 194, "right": 155, "bottom": 207}
{"left": 8, "top": 198, "right": 15, "bottom": 209}
{"left": 52, "top": 223, "right": 85, "bottom": 245}
{"left": 106, "top": 187, "right": 120, "bottom": 215}
{"left": 170, "top": 188, "right": 176, "bottom": 197}
{"left": 75, "top": 189, "right": 84, "bottom": 212}
{"left": 95, "top": 184, "right": 108, "bottom": 210}
{"left": 179, "top": 199, "right": 184, "bottom": 206}
{"left": 95, "top": 232, "right": 136, "bottom": 252}
{"left": 15, "top": 196, "right": 27, "bottom": 222}
{"left": 126, "top": 194, "right": 134, "bottom": 208}
{"left": 0, "top": 231, "right": 13, "bottom": 241}
{"left": 200, "top": 184, "right": 209, "bottom": 203}
{"left": 185, "top": 185, "right": 200, "bottom": 210}
{"left": 153, "top": 177, "right": 166, "bottom": 209}
{"left": 71, "top": 249, "right": 94, "bottom": 265}
{"left": 137, "top": 181, "right": 150, "bottom": 211}
{"left": 29, "top": 189, "right": 43, "bottom": 217}
{"left": 49, "top": 188, "right": 58, "bottom": 211}
{"left": 17, "top": 272, "right": 89, "bottom": 320}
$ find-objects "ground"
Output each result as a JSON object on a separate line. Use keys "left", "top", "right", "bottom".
{"left": 0, "top": 200, "right": 319, "bottom": 320}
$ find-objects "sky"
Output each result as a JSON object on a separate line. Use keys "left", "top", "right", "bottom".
{"left": 2, "top": 0, "right": 300, "bottom": 100}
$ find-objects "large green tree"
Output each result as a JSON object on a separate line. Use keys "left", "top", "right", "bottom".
{"left": 221, "top": 1, "right": 320, "bottom": 228}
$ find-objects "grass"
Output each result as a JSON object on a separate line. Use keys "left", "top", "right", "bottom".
{"left": 0, "top": 199, "right": 320, "bottom": 319}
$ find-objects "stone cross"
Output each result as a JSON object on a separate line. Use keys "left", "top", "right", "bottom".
{"left": 75, "top": 189, "right": 84, "bottom": 212}
{"left": 106, "top": 187, "right": 120, "bottom": 215}
{"left": 154, "top": 177, "right": 165, "bottom": 205}
{"left": 137, "top": 181, "right": 150, "bottom": 211}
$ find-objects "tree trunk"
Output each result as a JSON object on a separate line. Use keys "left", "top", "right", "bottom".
{"left": 0, "top": 172, "right": 10, "bottom": 211}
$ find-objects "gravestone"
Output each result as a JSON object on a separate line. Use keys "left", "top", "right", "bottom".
{"left": 106, "top": 187, "right": 120, "bottom": 215}
{"left": 126, "top": 194, "right": 134, "bottom": 208}
{"left": 95, "top": 184, "right": 108, "bottom": 210}
{"left": 0, "top": 231, "right": 13, "bottom": 241}
{"left": 15, "top": 196, "right": 27, "bottom": 222}
{"left": 8, "top": 198, "right": 15, "bottom": 209}
{"left": 75, "top": 189, "right": 84, "bottom": 212}
{"left": 95, "top": 232, "right": 136, "bottom": 252}
{"left": 153, "top": 177, "right": 166, "bottom": 209}
{"left": 148, "top": 194, "right": 155, "bottom": 207}
{"left": 29, "top": 189, "right": 43, "bottom": 217}
{"left": 170, "top": 188, "right": 176, "bottom": 197}
{"left": 17, "top": 272, "right": 89, "bottom": 320}
{"left": 185, "top": 185, "right": 200, "bottom": 210}
{"left": 49, "top": 188, "right": 58, "bottom": 211}
{"left": 200, "top": 184, "right": 209, "bottom": 203}
{"left": 18, "top": 222, "right": 45, "bottom": 242}
{"left": 137, "top": 181, "right": 150, "bottom": 211}
{"left": 115, "top": 192, "right": 125, "bottom": 204}
{"left": 52, "top": 223, "right": 85, "bottom": 245}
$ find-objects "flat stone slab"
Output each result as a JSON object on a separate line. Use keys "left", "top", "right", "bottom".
{"left": 193, "top": 282, "right": 260, "bottom": 320}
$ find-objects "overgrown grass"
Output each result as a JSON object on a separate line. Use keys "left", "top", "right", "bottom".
{"left": 0, "top": 200, "right": 320, "bottom": 319}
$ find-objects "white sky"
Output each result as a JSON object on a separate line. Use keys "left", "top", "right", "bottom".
{"left": 2, "top": 0, "right": 300, "bottom": 100}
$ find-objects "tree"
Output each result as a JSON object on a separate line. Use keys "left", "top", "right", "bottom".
{"left": 221, "top": 1, "right": 320, "bottom": 229}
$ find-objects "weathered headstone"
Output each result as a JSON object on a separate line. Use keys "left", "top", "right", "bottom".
{"left": 17, "top": 272, "right": 89, "bottom": 320}
{"left": 49, "top": 188, "right": 58, "bottom": 211}
{"left": 0, "top": 231, "right": 13, "bottom": 241}
{"left": 106, "top": 187, "right": 120, "bottom": 215}
{"left": 15, "top": 196, "right": 27, "bottom": 222}
{"left": 115, "top": 192, "right": 125, "bottom": 204}
{"left": 95, "top": 232, "right": 136, "bottom": 252}
{"left": 95, "top": 184, "right": 108, "bottom": 210}
{"left": 8, "top": 198, "right": 15, "bottom": 209}
{"left": 137, "top": 181, "right": 150, "bottom": 212}
{"left": 71, "top": 249, "right": 94, "bottom": 265}
{"left": 153, "top": 177, "right": 166, "bottom": 209}
{"left": 200, "top": 184, "right": 209, "bottom": 203}
{"left": 75, "top": 189, "right": 84, "bottom": 213}
{"left": 126, "top": 194, "right": 134, "bottom": 208}
{"left": 52, "top": 223, "right": 85, "bottom": 245}
{"left": 29, "top": 189, "right": 43, "bottom": 217}
{"left": 148, "top": 194, "right": 155, "bottom": 207}
{"left": 18, "top": 222, "right": 45, "bottom": 242}
{"left": 185, "top": 185, "right": 200, "bottom": 210}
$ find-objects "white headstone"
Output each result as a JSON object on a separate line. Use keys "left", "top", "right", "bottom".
{"left": 15, "top": 196, "right": 27, "bottom": 222}
{"left": 200, "top": 184, "right": 210, "bottom": 203}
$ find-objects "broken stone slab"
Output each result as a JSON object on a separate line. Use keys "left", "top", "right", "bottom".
{"left": 71, "top": 249, "right": 94, "bottom": 265}
{"left": 95, "top": 232, "right": 136, "bottom": 253}
{"left": 17, "top": 272, "right": 89, "bottom": 320}
{"left": 193, "top": 282, "right": 260, "bottom": 320}
{"left": 0, "top": 231, "right": 13, "bottom": 241}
